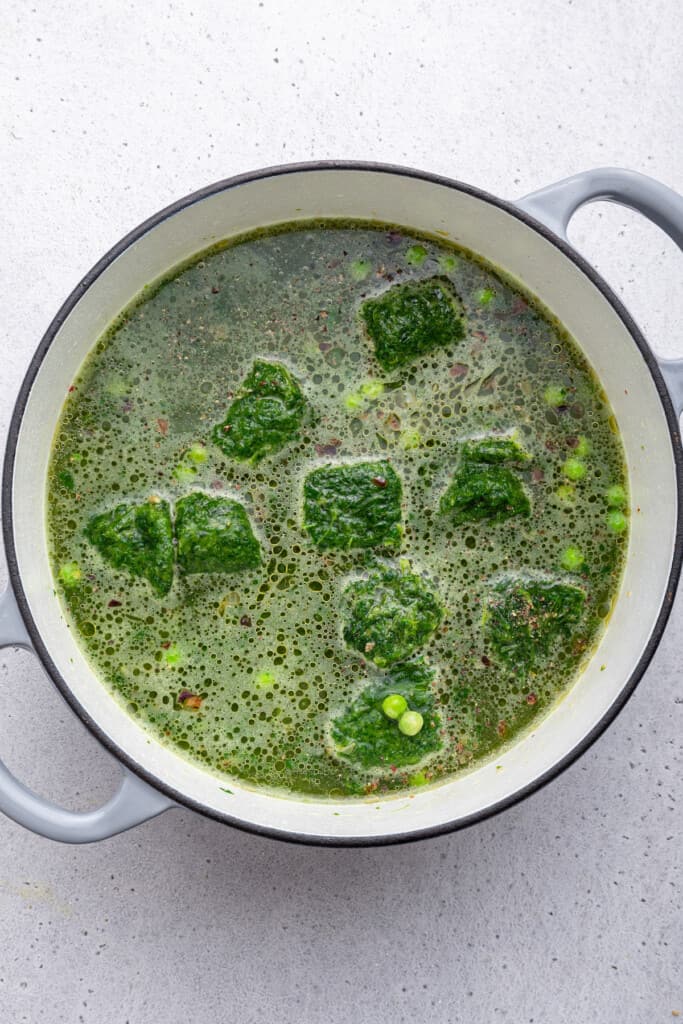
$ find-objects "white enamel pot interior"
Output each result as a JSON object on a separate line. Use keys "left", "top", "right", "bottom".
{"left": 4, "top": 163, "right": 682, "bottom": 844}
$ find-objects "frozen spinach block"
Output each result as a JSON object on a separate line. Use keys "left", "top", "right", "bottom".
{"left": 330, "top": 661, "right": 442, "bottom": 770}
{"left": 85, "top": 499, "right": 174, "bottom": 596}
{"left": 440, "top": 434, "right": 531, "bottom": 524}
{"left": 303, "top": 461, "right": 402, "bottom": 551}
{"left": 440, "top": 465, "right": 531, "bottom": 525}
{"left": 483, "top": 575, "right": 586, "bottom": 673}
{"left": 343, "top": 564, "right": 444, "bottom": 667}
{"left": 212, "top": 359, "right": 305, "bottom": 462}
{"left": 359, "top": 276, "right": 466, "bottom": 372}
{"left": 459, "top": 436, "right": 530, "bottom": 466}
{"left": 175, "top": 492, "right": 261, "bottom": 575}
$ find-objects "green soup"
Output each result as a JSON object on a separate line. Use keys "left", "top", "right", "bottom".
{"left": 47, "top": 222, "right": 628, "bottom": 798}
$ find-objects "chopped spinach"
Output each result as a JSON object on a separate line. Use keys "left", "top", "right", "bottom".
{"left": 359, "top": 276, "right": 466, "bottom": 372}
{"left": 85, "top": 499, "right": 174, "bottom": 596}
{"left": 330, "top": 661, "right": 442, "bottom": 769}
{"left": 459, "top": 436, "right": 530, "bottom": 466}
{"left": 212, "top": 359, "right": 305, "bottom": 462}
{"left": 303, "top": 461, "right": 402, "bottom": 550}
{"left": 483, "top": 575, "right": 586, "bottom": 673}
{"left": 175, "top": 492, "right": 261, "bottom": 575}
{"left": 343, "top": 565, "right": 444, "bottom": 666}
{"left": 441, "top": 435, "right": 531, "bottom": 524}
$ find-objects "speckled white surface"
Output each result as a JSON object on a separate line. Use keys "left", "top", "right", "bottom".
{"left": 1, "top": 2, "right": 681, "bottom": 1021}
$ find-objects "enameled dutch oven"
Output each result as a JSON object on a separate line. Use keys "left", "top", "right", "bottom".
{"left": 1, "top": 163, "right": 682, "bottom": 845}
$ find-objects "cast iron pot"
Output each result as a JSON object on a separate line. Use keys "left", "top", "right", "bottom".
{"left": 1, "top": 163, "right": 682, "bottom": 845}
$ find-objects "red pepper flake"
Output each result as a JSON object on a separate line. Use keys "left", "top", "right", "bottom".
{"left": 531, "top": 467, "right": 545, "bottom": 483}
{"left": 509, "top": 297, "right": 528, "bottom": 315}
{"left": 156, "top": 418, "right": 169, "bottom": 436}
{"left": 497, "top": 720, "right": 507, "bottom": 737}
{"left": 371, "top": 476, "right": 387, "bottom": 488}
{"left": 68, "top": 385, "right": 76, "bottom": 393}
{"left": 572, "top": 637, "right": 588, "bottom": 657}
{"left": 472, "top": 329, "right": 487, "bottom": 341}
{"left": 390, "top": 765, "right": 397, "bottom": 773}
{"left": 526, "top": 692, "right": 537, "bottom": 705}
{"left": 315, "top": 442, "right": 339, "bottom": 457}
{"left": 210, "top": 478, "right": 224, "bottom": 490}
{"left": 161, "top": 641, "right": 172, "bottom": 649}
{"left": 178, "top": 691, "right": 203, "bottom": 710}
{"left": 211, "top": 286, "right": 220, "bottom": 294}
{"left": 481, "top": 655, "right": 491, "bottom": 667}
{"left": 449, "top": 363, "right": 468, "bottom": 378}
{"left": 318, "top": 341, "right": 332, "bottom": 353}
{"left": 239, "top": 615, "right": 252, "bottom": 627}
{"left": 107, "top": 599, "right": 122, "bottom": 608}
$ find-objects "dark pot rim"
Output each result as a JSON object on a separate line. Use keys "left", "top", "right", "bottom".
{"left": 4, "top": 160, "right": 682, "bottom": 847}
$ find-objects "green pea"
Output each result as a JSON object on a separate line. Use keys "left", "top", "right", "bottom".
{"left": 58, "top": 562, "right": 82, "bottom": 588}
{"left": 360, "top": 380, "right": 385, "bottom": 400}
{"left": 350, "top": 259, "right": 372, "bottom": 281}
{"left": 607, "top": 510, "right": 628, "bottom": 533}
{"left": 438, "top": 254, "right": 457, "bottom": 272}
{"left": 544, "top": 385, "right": 566, "bottom": 407}
{"left": 382, "top": 694, "right": 408, "bottom": 720}
{"left": 173, "top": 463, "right": 197, "bottom": 483}
{"left": 477, "top": 287, "right": 495, "bottom": 305}
{"left": 563, "top": 457, "right": 586, "bottom": 481}
{"left": 256, "top": 671, "right": 275, "bottom": 688}
{"left": 606, "top": 485, "right": 627, "bottom": 508}
{"left": 409, "top": 771, "right": 429, "bottom": 787}
{"left": 398, "top": 710, "right": 424, "bottom": 736}
{"left": 406, "top": 245, "right": 428, "bottom": 267}
{"left": 399, "top": 428, "right": 422, "bottom": 450}
{"left": 187, "top": 443, "right": 207, "bottom": 464}
{"left": 561, "top": 546, "right": 584, "bottom": 571}
{"left": 555, "top": 484, "right": 575, "bottom": 504}
{"left": 344, "top": 392, "right": 363, "bottom": 412}
{"left": 163, "top": 644, "right": 182, "bottom": 666}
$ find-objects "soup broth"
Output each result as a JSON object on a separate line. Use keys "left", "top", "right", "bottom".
{"left": 47, "top": 222, "right": 628, "bottom": 798}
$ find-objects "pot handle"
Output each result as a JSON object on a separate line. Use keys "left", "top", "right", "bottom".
{"left": 0, "top": 586, "right": 175, "bottom": 843}
{"left": 517, "top": 167, "right": 683, "bottom": 412}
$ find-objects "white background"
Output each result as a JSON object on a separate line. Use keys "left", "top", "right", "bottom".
{"left": 1, "top": 2, "right": 681, "bottom": 1021}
